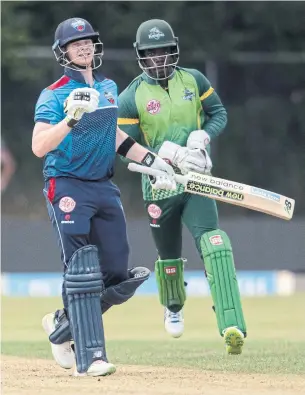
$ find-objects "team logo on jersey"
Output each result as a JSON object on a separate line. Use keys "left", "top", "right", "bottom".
{"left": 71, "top": 19, "right": 86, "bottom": 32}
{"left": 104, "top": 91, "right": 115, "bottom": 104}
{"left": 183, "top": 88, "right": 195, "bottom": 101}
{"left": 59, "top": 197, "right": 76, "bottom": 213}
{"left": 147, "top": 204, "right": 162, "bottom": 219}
{"left": 148, "top": 27, "right": 165, "bottom": 40}
{"left": 147, "top": 99, "right": 160, "bottom": 114}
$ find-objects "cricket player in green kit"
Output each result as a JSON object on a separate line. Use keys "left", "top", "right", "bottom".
{"left": 118, "top": 19, "right": 246, "bottom": 354}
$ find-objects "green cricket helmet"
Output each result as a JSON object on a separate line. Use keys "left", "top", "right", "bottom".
{"left": 134, "top": 19, "right": 179, "bottom": 80}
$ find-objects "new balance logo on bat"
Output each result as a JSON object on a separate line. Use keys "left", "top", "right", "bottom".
{"left": 187, "top": 181, "right": 244, "bottom": 201}
{"left": 189, "top": 173, "right": 244, "bottom": 190}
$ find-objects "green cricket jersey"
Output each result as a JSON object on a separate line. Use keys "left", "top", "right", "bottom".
{"left": 118, "top": 67, "right": 227, "bottom": 201}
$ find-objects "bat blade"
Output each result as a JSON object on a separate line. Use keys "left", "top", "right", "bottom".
{"left": 185, "top": 172, "right": 295, "bottom": 220}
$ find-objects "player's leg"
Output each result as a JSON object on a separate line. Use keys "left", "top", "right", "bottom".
{"left": 45, "top": 181, "right": 150, "bottom": 353}
{"left": 90, "top": 181, "right": 150, "bottom": 314}
{"left": 144, "top": 194, "right": 186, "bottom": 338}
{"left": 42, "top": 178, "right": 115, "bottom": 376}
{"left": 182, "top": 193, "right": 246, "bottom": 354}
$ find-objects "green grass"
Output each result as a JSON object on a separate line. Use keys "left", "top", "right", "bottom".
{"left": 2, "top": 295, "right": 305, "bottom": 374}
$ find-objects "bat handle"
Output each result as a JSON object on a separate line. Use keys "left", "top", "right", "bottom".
{"left": 127, "top": 163, "right": 164, "bottom": 177}
{"left": 127, "top": 163, "right": 186, "bottom": 185}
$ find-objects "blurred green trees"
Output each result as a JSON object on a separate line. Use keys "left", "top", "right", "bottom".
{"left": 2, "top": 1, "right": 305, "bottom": 216}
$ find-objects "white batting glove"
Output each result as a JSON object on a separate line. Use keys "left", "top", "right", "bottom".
{"left": 158, "top": 141, "right": 212, "bottom": 175}
{"left": 183, "top": 148, "right": 213, "bottom": 174}
{"left": 64, "top": 87, "right": 100, "bottom": 126}
{"left": 141, "top": 153, "right": 176, "bottom": 191}
{"left": 158, "top": 141, "right": 190, "bottom": 172}
{"left": 150, "top": 174, "right": 176, "bottom": 191}
{"left": 187, "top": 129, "right": 210, "bottom": 150}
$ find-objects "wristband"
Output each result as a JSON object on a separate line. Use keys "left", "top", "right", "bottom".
{"left": 117, "top": 136, "right": 136, "bottom": 157}
{"left": 65, "top": 116, "right": 79, "bottom": 128}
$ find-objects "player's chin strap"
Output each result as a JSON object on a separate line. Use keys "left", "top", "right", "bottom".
{"left": 49, "top": 267, "right": 150, "bottom": 345}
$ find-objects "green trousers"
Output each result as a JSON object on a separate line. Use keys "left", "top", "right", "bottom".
{"left": 145, "top": 192, "right": 219, "bottom": 259}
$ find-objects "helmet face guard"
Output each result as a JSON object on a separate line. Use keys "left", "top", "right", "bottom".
{"left": 52, "top": 18, "right": 104, "bottom": 71}
{"left": 53, "top": 38, "right": 104, "bottom": 71}
{"left": 136, "top": 44, "right": 179, "bottom": 80}
{"left": 134, "top": 19, "right": 180, "bottom": 81}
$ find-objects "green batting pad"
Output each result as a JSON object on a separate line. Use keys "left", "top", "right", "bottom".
{"left": 155, "top": 258, "right": 186, "bottom": 312}
{"left": 201, "top": 230, "right": 247, "bottom": 336}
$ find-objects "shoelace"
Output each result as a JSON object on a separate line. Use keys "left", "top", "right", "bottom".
{"left": 165, "top": 310, "right": 183, "bottom": 323}
{"left": 64, "top": 343, "right": 72, "bottom": 354}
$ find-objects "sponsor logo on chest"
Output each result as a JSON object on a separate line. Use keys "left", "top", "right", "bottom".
{"left": 146, "top": 99, "right": 161, "bottom": 115}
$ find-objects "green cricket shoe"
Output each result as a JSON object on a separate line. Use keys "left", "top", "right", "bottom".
{"left": 223, "top": 327, "right": 245, "bottom": 355}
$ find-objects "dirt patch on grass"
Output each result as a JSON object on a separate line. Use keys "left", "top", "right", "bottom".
{"left": 1, "top": 355, "right": 304, "bottom": 395}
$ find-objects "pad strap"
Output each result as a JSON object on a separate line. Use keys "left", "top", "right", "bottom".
{"left": 101, "top": 267, "right": 150, "bottom": 313}
{"left": 49, "top": 267, "right": 150, "bottom": 345}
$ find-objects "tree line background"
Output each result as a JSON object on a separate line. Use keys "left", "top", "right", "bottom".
{"left": 2, "top": 1, "right": 305, "bottom": 219}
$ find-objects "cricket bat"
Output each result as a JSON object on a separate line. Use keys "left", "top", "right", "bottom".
{"left": 127, "top": 163, "right": 295, "bottom": 220}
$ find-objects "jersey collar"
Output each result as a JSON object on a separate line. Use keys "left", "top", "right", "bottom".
{"left": 141, "top": 70, "right": 176, "bottom": 85}
{"left": 64, "top": 67, "right": 105, "bottom": 84}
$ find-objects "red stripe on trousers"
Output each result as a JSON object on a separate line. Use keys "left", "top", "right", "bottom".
{"left": 47, "top": 178, "right": 56, "bottom": 203}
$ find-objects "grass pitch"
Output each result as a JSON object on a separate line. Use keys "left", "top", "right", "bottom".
{"left": 2, "top": 294, "right": 305, "bottom": 394}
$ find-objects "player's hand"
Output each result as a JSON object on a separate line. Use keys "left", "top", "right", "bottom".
{"left": 141, "top": 153, "right": 176, "bottom": 190}
{"left": 64, "top": 87, "right": 100, "bottom": 123}
{"left": 158, "top": 141, "right": 212, "bottom": 175}
{"left": 187, "top": 129, "right": 210, "bottom": 150}
{"left": 183, "top": 148, "right": 213, "bottom": 174}
{"left": 158, "top": 141, "right": 190, "bottom": 173}
{"left": 150, "top": 156, "right": 176, "bottom": 190}
{"left": 150, "top": 174, "right": 176, "bottom": 191}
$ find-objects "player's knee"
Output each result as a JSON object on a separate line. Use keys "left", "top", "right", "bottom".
{"left": 194, "top": 227, "right": 220, "bottom": 255}
{"left": 200, "top": 229, "right": 232, "bottom": 257}
{"left": 103, "top": 264, "right": 129, "bottom": 287}
{"left": 197, "top": 229, "right": 233, "bottom": 263}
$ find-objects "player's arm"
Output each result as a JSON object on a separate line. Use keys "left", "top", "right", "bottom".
{"left": 186, "top": 69, "right": 228, "bottom": 149}
{"left": 32, "top": 87, "right": 99, "bottom": 158}
{"left": 116, "top": 126, "right": 173, "bottom": 172}
{"left": 116, "top": 127, "right": 176, "bottom": 190}
{"left": 32, "top": 121, "right": 72, "bottom": 158}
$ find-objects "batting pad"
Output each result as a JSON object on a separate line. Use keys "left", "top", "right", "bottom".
{"left": 101, "top": 267, "right": 150, "bottom": 313}
{"left": 155, "top": 258, "right": 186, "bottom": 312}
{"left": 200, "top": 230, "right": 247, "bottom": 336}
{"left": 65, "top": 245, "right": 106, "bottom": 373}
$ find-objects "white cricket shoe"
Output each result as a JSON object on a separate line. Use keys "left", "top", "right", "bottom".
{"left": 42, "top": 312, "right": 75, "bottom": 369}
{"left": 164, "top": 307, "right": 184, "bottom": 338}
{"left": 74, "top": 360, "right": 116, "bottom": 377}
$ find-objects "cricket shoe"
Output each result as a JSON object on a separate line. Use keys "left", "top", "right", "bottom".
{"left": 164, "top": 307, "right": 184, "bottom": 338}
{"left": 223, "top": 326, "right": 245, "bottom": 355}
{"left": 73, "top": 360, "right": 116, "bottom": 377}
{"left": 42, "top": 312, "right": 75, "bottom": 369}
